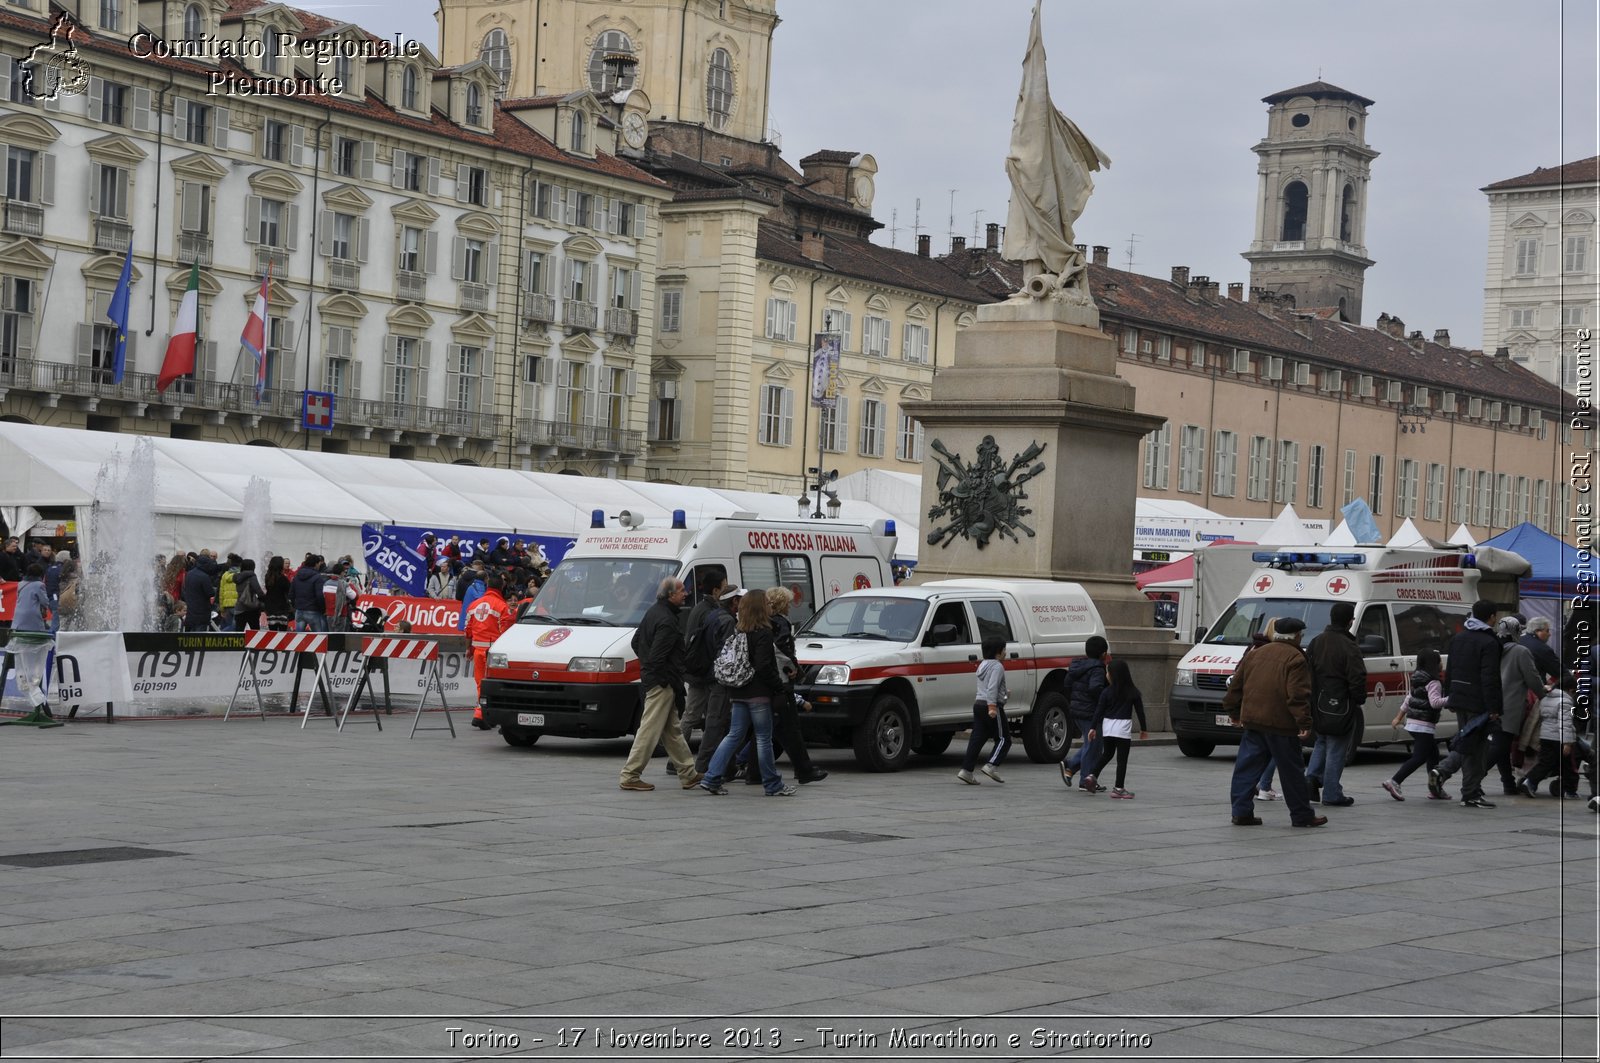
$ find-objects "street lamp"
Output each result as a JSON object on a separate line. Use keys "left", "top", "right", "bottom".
{"left": 826, "top": 494, "right": 842, "bottom": 519}
{"left": 796, "top": 493, "right": 811, "bottom": 518}
{"left": 806, "top": 467, "right": 838, "bottom": 519}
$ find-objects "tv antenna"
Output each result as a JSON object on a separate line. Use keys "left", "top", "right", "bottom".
{"left": 970, "top": 209, "right": 985, "bottom": 245}
{"left": 1123, "top": 232, "right": 1140, "bottom": 272}
{"left": 947, "top": 188, "right": 959, "bottom": 242}
{"left": 887, "top": 209, "right": 900, "bottom": 248}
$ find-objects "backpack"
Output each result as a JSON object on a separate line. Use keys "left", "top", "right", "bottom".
{"left": 234, "top": 576, "right": 261, "bottom": 612}
{"left": 713, "top": 630, "right": 755, "bottom": 687}
{"left": 1309, "top": 671, "right": 1354, "bottom": 736}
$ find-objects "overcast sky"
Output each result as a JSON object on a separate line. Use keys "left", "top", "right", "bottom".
{"left": 309, "top": 0, "right": 1598, "bottom": 350}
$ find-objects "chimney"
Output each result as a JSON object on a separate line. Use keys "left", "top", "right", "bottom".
{"left": 1278, "top": 292, "right": 1295, "bottom": 310}
{"left": 1495, "top": 345, "right": 1512, "bottom": 359}
{"left": 985, "top": 222, "right": 1001, "bottom": 250}
{"left": 1406, "top": 330, "right": 1425, "bottom": 348}
{"left": 1171, "top": 266, "right": 1190, "bottom": 287}
{"left": 1385, "top": 315, "right": 1405, "bottom": 338}
{"left": 917, "top": 234, "right": 931, "bottom": 258}
{"left": 1186, "top": 274, "right": 1206, "bottom": 302}
{"left": 799, "top": 230, "right": 826, "bottom": 262}
{"left": 1433, "top": 328, "right": 1451, "bottom": 347}
{"left": 1227, "top": 282, "right": 1244, "bottom": 301}
{"left": 1092, "top": 245, "right": 1109, "bottom": 266}
{"left": 1250, "top": 286, "right": 1272, "bottom": 304}
{"left": 1203, "top": 279, "right": 1221, "bottom": 302}
{"left": 951, "top": 236, "right": 966, "bottom": 254}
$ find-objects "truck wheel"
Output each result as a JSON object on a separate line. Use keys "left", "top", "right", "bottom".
{"left": 502, "top": 728, "right": 541, "bottom": 748}
{"left": 915, "top": 731, "right": 954, "bottom": 757}
{"left": 1022, "top": 691, "right": 1071, "bottom": 762}
{"left": 1177, "top": 737, "right": 1215, "bottom": 758}
{"left": 854, "top": 695, "right": 912, "bottom": 772}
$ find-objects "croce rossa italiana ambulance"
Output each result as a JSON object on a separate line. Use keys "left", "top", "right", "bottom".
{"left": 479, "top": 511, "right": 898, "bottom": 746}
{"left": 1169, "top": 547, "right": 1529, "bottom": 759}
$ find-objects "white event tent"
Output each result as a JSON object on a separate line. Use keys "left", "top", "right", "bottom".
{"left": 0, "top": 423, "right": 909, "bottom": 565}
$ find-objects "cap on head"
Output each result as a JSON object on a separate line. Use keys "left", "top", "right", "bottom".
{"left": 719, "top": 586, "right": 745, "bottom": 602}
{"left": 1495, "top": 616, "right": 1524, "bottom": 639}
{"left": 1273, "top": 616, "right": 1307, "bottom": 637}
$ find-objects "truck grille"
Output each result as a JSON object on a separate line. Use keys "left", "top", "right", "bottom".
{"left": 485, "top": 684, "right": 585, "bottom": 714}
{"left": 1195, "top": 673, "right": 1231, "bottom": 691}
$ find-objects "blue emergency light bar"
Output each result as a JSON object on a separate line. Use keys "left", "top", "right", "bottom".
{"left": 672, "top": 510, "right": 687, "bottom": 529}
{"left": 591, "top": 509, "right": 605, "bottom": 528}
{"left": 1251, "top": 551, "right": 1368, "bottom": 567}
{"left": 884, "top": 520, "right": 896, "bottom": 537}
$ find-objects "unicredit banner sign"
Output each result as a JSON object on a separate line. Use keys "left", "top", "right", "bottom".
{"left": 355, "top": 594, "right": 461, "bottom": 635}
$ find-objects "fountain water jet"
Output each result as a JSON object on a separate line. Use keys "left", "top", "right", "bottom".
{"left": 83, "top": 436, "right": 159, "bottom": 632}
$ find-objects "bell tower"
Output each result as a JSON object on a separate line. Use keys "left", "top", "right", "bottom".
{"left": 436, "top": 0, "right": 778, "bottom": 145}
{"left": 1242, "top": 81, "right": 1378, "bottom": 323}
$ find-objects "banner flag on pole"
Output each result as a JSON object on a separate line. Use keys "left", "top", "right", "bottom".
{"left": 106, "top": 243, "right": 134, "bottom": 384}
{"left": 240, "top": 263, "right": 271, "bottom": 404}
{"left": 156, "top": 262, "right": 201, "bottom": 394}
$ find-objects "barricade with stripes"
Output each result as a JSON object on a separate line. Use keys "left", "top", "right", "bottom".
{"left": 338, "top": 635, "right": 455, "bottom": 739}
{"left": 224, "top": 630, "right": 338, "bottom": 727}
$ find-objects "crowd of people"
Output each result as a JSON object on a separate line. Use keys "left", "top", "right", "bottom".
{"left": 415, "top": 533, "right": 549, "bottom": 601}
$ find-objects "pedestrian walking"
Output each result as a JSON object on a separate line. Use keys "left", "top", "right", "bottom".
{"left": 699, "top": 590, "right": 797, "bottom": 797}
{"left": 1081, "top": 658, "right": 1149, "bottom": 799}
{"left": 957, "top": 635, "right": 1011, "bottom": 784}
{"left": 1519, "top": 673, "right": 1581, "bottom": 799}
{"left": 1223, "top": 616, "right": 1325, "bottom": 828}
{"left": 618, "top": 577, "right": 702, "bottom": 792}
{"left": 1430, "top": 599, "right": 1505, "bottom": 808}
{"left": 1304, "top": 601, "right": 1367, "bottom": 807}
{"left": 1381, "top": 648, "right": 1449, "bottom": 801}
{"left": 1058, "top": 635, "right": 1108, "bottom": 791}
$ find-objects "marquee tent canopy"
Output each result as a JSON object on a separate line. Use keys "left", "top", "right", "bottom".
{"left": 1480, "top": 522, "right": 1591, "bottom": 598}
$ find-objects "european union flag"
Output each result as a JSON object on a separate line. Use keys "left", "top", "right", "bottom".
{"left": 106, "top": 243, "right": 134, "bottom": 383}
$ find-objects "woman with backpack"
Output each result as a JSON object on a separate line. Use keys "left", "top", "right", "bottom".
{"left": 232, "top": 559, "right": 267, "bottom": 631}
{"left": 262, "top": 556, "right": 292, "bottom": 631}
{"left": 699, "top": 590, "right": 798, "bottom": 797}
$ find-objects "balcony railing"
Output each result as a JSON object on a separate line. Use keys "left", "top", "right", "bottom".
{"left": 397, "top": 270, "right": 427, "bottom": 302}
{"left": 178, "top": 231, "right": 213, "bottom": 267}
{"left": 328, "top": 259, "right": 361, "bottom": 291}
{"left": 427, "top": 406, "right": 500, "bottom": 439}
{"left": 352, "top": 398, "right": 434, "bottom": 433}
{"left": 605, "top": 307, "right": 638, "bottom": 338}
{"left": 255, "top": 247, "right": 289, "bottom": 276}
{"left": 3, "top": 201, "right": 44, "bottom": 238}
{"left": 522, "top": 291, "right": 555, "bottom": 323}
{"left": 93, "top": 217, "right": 133, "bottom": 253}
{"left": 459, "top": 282, "right": 490, "bottom": 312}
{"left": 517, "top": 417, "right": 642, "bottom": 456}
{"left": 562, "top": 300, "right": 597, "bottom": 331}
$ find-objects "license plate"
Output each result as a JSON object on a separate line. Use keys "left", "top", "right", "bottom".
{"left": 517, "top": 713, "right": 544, "bottom": 727}
{"left": 1215, "top": 714, "right": 1233, "bottom": 727}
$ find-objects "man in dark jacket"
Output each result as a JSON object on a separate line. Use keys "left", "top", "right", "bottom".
{"left": 619, "top": 577, "right": 702, "bottom": 792}
{"left": 1223, "top": 616, "right": 1324, "bottom": 827}
{"left": 290, "top": 555, "right": 329, "bottom": 632}
{"left": 694, "top": 586, "right": 743, "bottom": 774}
{"left": 1304, "top": 601, "right": 1368, "bottom": 806}
{"left": 1059, "top": 635, "right": 1109, "bottom": 790}
{"left": 1520, "top": 617, "right": 1562, "bottom": 681}
{"left": 181, "top": 554, "right": 217, "bottom": 631}
{"left": 677, "top": 567, "right": 728, "bottom": 756}
{"left": 1430, "top": 599, "right": 1505, "bottom": 808}
{"left": 0, "top": 537, "right": 22, "bottom": 583}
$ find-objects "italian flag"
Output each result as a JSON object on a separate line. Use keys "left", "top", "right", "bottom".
{"left": 156, "top": 263, "right": 201, "bottom": 394}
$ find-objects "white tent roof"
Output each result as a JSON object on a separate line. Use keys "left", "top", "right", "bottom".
{"left": 1321, "top": 520, "right": 1357, "bottom": 546}
{"left": 1258, "top": 504, "right": 1318, "bottom": 546}
{"left": 1449, "top": 523, "right": 1478, "bottom": 547}
{"left": 1386, "top": 518, "right": 1428, "bottom": 548}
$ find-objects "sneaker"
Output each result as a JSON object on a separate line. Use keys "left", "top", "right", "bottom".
{"left": 1255, "top": 788, "right": 1280, "bottom": 801}
{"left": 1518, "top": 777, "right": 1538, "bottom": 799}
{"left": 767, "top": 785, "right": 799, "bottom": 797}
{"left": 1231, "top": 814, "right": 1263, "bottom": 826}
{"left": 1561, "top": 791, "right": 1583, "bottom": 800}
{"left": 1381, "top": 779, "right": 1405, "bottom": 802}
{"left": 956, "top": 769, "right": 980, "bottom": 785}
{"left": 1292, "top": 815, "right": 1330, "bottom": 828}
{"left": 1059, "top": 762, "right": 1075, "bottom": 787}
{"left": 1427, "top": 769, "right": 1447, "bottom": 800}
{"left": 1323, "top": 796, "right": 1355, "bottom": 807}
{"left": 699, "top": 781, "right": 729, "bottom": 795}
{"left": 1428, "top": 789, "right": 1453, "bottom": 801}
{"left": 681, "top": 772, "right": 705, "bottom": 790}
{"left": 1460, "top": 796, "right": 1497, "bottom": 809}
{"left": 797, "top": 769, "right": 829, "bottom": 784}
{"left": 618, "top": 779, "right": 655, "bottom": 792}
{"left": 980, "top": 764, "right": 1004, "bottom": 783}
{"left": 1110, "top": 787, "right": 1134, "bottom": 799}
{"left": 1080, "top": 775, "right": 1100, "bottom": 794}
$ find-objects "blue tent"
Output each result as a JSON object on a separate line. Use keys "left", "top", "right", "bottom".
{"left": 1479, "top": 522, "right": 1592, "bottom": 598}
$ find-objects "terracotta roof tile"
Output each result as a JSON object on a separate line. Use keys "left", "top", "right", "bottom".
{"left": 1483, "top": 156, "right": 1600, "bottom": 191}
{"left": 758, "top": 222, "right": 989, "bottom": 304}
{"left": 798, "top": 148, "right": 858, "bottom": 165}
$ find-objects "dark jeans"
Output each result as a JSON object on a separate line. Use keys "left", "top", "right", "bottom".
{"left": 1091, "top": 735, "right": 1132, "bottom": 788}
{"left": 1063, "top": 714, "right": 1100, "bottom": 780}
{"left": 773, "top": 694, "right": 818, "bottom": 778}
{"left": 1392, "top": 730, "right": 1440, "bottom": 784}
{"left": 694, "top": 683, "right": 731, "bottom": 774}
{"left": 1522, "top": 738, "right": 1577, "bottom": 793}
{"left": 961, "top": 703, "right": 1011, "bottom": 772}
{"left": 1493, "top": 725, "right": 1521, "bottom": 790}
{"left": 1436, "top": 711, "right": 1493, "bottom": 801}
{"left": 1230, "top": 729, "right": 1317, "bottom": 824}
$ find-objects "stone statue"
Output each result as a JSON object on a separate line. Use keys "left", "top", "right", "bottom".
{"left": 1001, "top": 2, "right": 1111, "bottom": 304}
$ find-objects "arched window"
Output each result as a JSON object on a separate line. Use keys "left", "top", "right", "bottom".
{"left": 261, "top": 28, "right": 279, "bottom": 74}
{"left": 1339, "top": 183, "right": 1355, "bottom": 243}
{"left": 706, "top": 47, "right": 734, "bottom": 131}
{"left": 571, "top": 111, "right": 587, "bottom": 152}
{"left": 466, "top": 82, "right": 483, "bottom": 125}
{"left": 588, "top": 30, "right": 637, "bottom": 94}
{"left": 480, "top": 29, "right": 511, "bottom": 94}
{"left": 1280, "top": 180, "right": 1308, "bottom": 242}
{"left": 182, "top": 3, "right": 203, "bottom": 41}
{"left": 401, "top": 65, "right": 419, "bottom": 110}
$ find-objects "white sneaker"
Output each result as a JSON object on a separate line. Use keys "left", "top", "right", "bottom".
{"left": 956, "top": 769, "right": 980, "bottom": 785}
{"left": 980, "top": 764, "right": 1004, "bottom": 783}
{"left": 1256, "top": 788, "right": 1280, "bottom": 801}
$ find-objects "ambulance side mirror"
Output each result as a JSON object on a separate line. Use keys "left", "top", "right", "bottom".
{"left": 1359, "top": 635, "right": 1387, "bottom": 655}
{"left": 923, "top": 624, "right": 959, "bottom": 647}
{"left": 1194, "top": 626, "right": 1208, "bottom": 643}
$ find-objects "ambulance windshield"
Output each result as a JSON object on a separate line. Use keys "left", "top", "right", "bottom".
{"left": 522, "top": 559, "right": 681, "bottom": 627}
{"left": 1204, "top": 598, "right": 1340, "bottom": 646}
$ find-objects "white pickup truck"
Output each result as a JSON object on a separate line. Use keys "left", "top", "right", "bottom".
{"left": 792, "top": 578, "right": 1107, "bottom": 771}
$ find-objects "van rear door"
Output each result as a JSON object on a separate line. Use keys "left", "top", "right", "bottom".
{"left": 969, "top": 596, "right": 1037, "bottom": 712}
{"left": 1356, "top": 604, "right": 1409, "bottom": 732}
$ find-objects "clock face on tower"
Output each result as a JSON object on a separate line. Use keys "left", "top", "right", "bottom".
{"left": 852, "top": 174, "right": 874, "bottom": 209}
{"left": 621, "top": 111, "right": 648, "bottom": 149}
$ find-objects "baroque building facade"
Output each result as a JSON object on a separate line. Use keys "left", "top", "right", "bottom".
{"left": 1480, "top": 156, "right": 1599, "bottom": 391}
{"left": 0, "top": 0, "right": 671, "bottom": 471}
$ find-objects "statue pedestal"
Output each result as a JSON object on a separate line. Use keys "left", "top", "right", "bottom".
{"left": 902, "top": 298, "right": 1187, "bottom": 725}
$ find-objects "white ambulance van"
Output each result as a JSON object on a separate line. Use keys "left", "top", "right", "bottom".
{"left": 791, "top": 578, "right": 1106, "bottom": 772}
{"left": 480, "top": 511, "right": 897, "bottom": 746}
{"left": 1169, "top": 547, "right": 1528, "bottom": 759}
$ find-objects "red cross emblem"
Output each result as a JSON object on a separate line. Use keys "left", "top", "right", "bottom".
{"left": 1327, "top": 576, "right": 1350, "bottom": 595}
{"left": 1253, "top": 575, "right": 1274, "bottom": 593}
{"left": 302, "top": 390, "right": 335, "bottom": 432}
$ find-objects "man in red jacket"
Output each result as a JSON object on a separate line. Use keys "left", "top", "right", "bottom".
{"left": 464, "top": 573, "right": 516, "bottom": 729}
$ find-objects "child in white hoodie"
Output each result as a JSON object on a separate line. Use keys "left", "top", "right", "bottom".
{"left": 1519, "top": 672, "right": 1580, "bottom": 798}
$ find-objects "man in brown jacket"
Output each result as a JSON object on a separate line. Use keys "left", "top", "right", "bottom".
{"left": 1222, "top": 616, "right": 1326, "bottom": 827}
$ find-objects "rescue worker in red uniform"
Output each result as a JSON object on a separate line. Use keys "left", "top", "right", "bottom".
{"left": 464, "top": 573, "right": 516, "bottom": 729}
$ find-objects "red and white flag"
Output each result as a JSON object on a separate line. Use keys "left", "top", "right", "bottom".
{"left": 156, "top": 262, "right": 201, "bottom": 394}
{"left": 241, "top": 264, "right": 271, "bottom": 403}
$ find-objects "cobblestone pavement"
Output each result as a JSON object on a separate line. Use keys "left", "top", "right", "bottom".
{"left": 0, "top": 715, "right": 1595, "bottom": 1061}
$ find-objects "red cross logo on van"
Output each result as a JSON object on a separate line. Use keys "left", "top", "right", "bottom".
{"left": 1326, "top": 576, "right": 1350, "bottom": 595}
{"left": 1253, "top": 575, "right": 1274, "bottom": 593}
